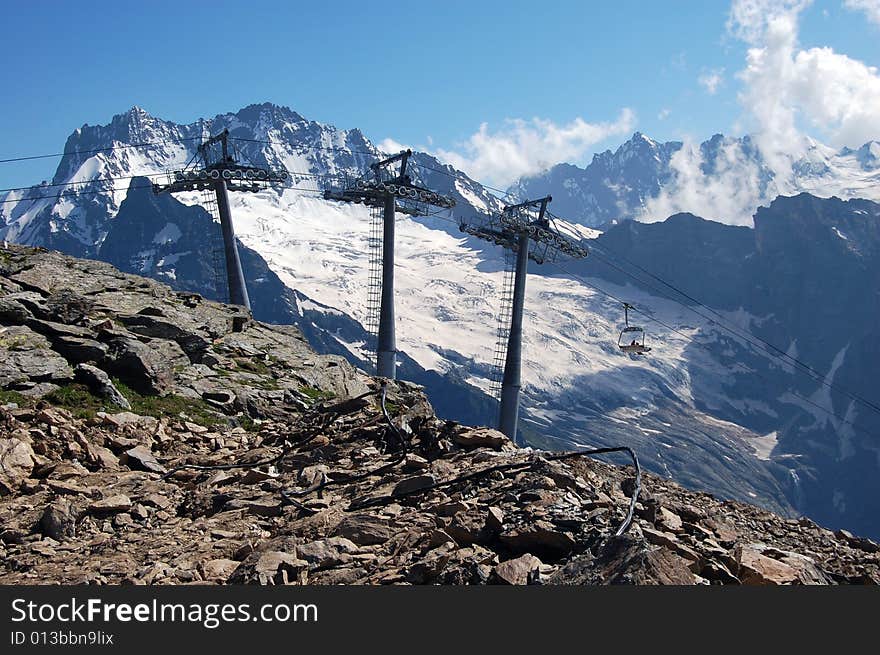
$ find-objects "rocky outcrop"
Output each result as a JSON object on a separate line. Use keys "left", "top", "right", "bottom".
{"left": 0, "top": 244, "right": 878, "bottom": 585}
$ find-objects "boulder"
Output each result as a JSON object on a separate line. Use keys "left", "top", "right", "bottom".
{"left": 103, "top": 336, "right": 174, "bottom": 394}
{"left": 0, "top": 350, "right": 73, "bottom": 387}
{"left": 74, "top": 363, "right": 131, "bottom": 410}
{"left": 40, "top": 499, "right": 78, "bottom": 541}
{"left": 88, "top": 494, "right": 132, "bottom": 514}
{"left": 392, "top": 474, "right": 436, "bottom": 497}
{"left": 199, "top": 558, "right": 240, "bottom": 582}
{"left": 493, "top": 553, "right": 543, "bottom": 585}
{"left": 333, "top": 514, "right": 394, "bottom": 545}
{"left": 0, "top": 438, "right": 35, "bottom": 493}
{"left": 117, "top": 314, "right": 211, "bottom": 363}
{"left": 453, "top": 428, "right": 509, "bottom": 450}
{"left": 230, "top": 551, "right": 308, "bottom": 585}
{"left": 296, "top": 537, "right": 359, "bottom": 569}
{"left": 500, "top": 521, "right": 577, "bottom": 560}
{"left": 121, "top": 446, "right": 166, "bottom": 474}
{"left": 54, "top": 336, "right": 108, "bottom": 365}
{"left": 734, "top": 544, "right": 829, "bottom": 585}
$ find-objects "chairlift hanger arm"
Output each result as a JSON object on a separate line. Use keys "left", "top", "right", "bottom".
{"left": 503, "top": 195, "right": 552, "bottom": 214}
{"left": 371, "top": 149, "right": 412, "bottom": 180}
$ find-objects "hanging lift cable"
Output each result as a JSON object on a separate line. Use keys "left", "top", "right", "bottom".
{"left": 542, "top": 256, "right": 880, "bottom": 441}
{"left": 0, "top": 137, "right": 205, "bottom": 165}
{"left": 0, "top": 183, "right": 328, "bottom": 206}
{"left": 0, "top": 171, "right": 195, "bottom": 194}
{"left": 583, "top": 241, "right": 880, "bottom": 417}
{"left": 372, "top": 208, "right": 880, "bottom": 439}
{"left": 226, "top": 135, "right": 519, "bottom": 200}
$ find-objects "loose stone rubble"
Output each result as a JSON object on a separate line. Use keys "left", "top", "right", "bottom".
{"left": 0, "top": 243, "right": 878, "bottom": 585}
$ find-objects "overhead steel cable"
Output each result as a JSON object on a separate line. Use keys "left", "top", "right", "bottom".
{"left": 0, "top": 183, "right": 327, "bottom": 205}
{"left": 228, "top": 135, "right": 518, "bottom": 200}
{"left": 0, "top": 171, "right": 189, "bottom": 194}
{"left": 0, "top": 137, "right": 204, "bottom": 164}
{"left": 543, "top": 257, "right": 880, "bottom": 441}
{"left": 407, "top": 160, "right": 517, "bottom": 200}
{"left": 228, "top": 136, "right": 379, "bottom": 160}
{"left": 586, "top": 240, "right": 880, "bottom": 417}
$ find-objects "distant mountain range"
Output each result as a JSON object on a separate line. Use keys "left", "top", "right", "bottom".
{"left": 512, "top": 131, "right": 880, "bottom": 226}
{"left": 2, "top": 103, "right": 880, "bottom": 538}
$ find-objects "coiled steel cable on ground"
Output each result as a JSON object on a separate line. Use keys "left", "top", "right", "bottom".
{"left": 346, "top": 444, "right": 641, "bottom": 537}
{"left": 158, "top": 388, "right": 382, "bottom": 481}
{"left": 279, "top": 381, "right": 409, "bottom": 507}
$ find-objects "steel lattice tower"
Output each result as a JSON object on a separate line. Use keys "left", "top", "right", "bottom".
{"left": 324, "top": 150, "right": 456, "bottom": 379}
{"left": 460, "top": 196, "right": 589, "bottom": 444}
{"left": 152, "top": 129, "right": 288, "bottom": 311}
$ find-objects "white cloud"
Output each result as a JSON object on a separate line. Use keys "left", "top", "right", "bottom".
{"left": 844, "top": 0, "right": 880, "bottom": 26}
{"left": 698, "top": 69, "right": 725, "bottom": 94}
{"left": 433, "top": 109, "right": 636, "bottom": 188}
{"left": 641, "top": 138, "right": 775, "bottom": 226}
{"left": 638, "top": 0, "right": 880, "bottom": 226}
{"left": 730, "top": 0, "right": 880, "bottom": 156}
{"left": 377, "top": 138, "right": 409, "bottom": 155}
{"left": 657, "top": 108, "right": 671, "bottom": 120}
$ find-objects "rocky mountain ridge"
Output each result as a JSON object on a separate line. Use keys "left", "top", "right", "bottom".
{"left": 1, "top": 244, "right": 878, "bottom": 585}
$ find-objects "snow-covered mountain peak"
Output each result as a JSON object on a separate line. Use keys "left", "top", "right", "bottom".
{"left": 516, "top": 130, "right": 880, "bottom": 227}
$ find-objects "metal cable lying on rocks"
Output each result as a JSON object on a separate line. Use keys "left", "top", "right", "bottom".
{"left": 159, "top": 388, "right": 383, "bottom": 481}
{"left": 347, "top": 445, "right": 642, "bottom": 538}
{"left": 159, "top": 378, "right": 641, "bottom": 537}
{"left": 279, "top": 381, "right": 409, "bottom": 507}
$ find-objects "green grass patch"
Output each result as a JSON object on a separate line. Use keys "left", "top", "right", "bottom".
{"left": 0, "top": 389, "right": 31, "bottom": 407}
{"left": 236, "top": 414, "right": 260, "bottom": 432}
{"left": 43, "top": 379, "right": 226, "bottom": 428}
{"left": 44, "top": 383, "right": 104, "bottom": 419}
{"left": 234, "top": 357, "right": 272, "bottom": 376}
{"left": 0, "top": 334, "right": 30, "bottom": 349}
{"left": 298, "top": 385, "right": 336, "bottom": 402}
{"left": 112, "top": 379, "right": 224, "bottom": 428}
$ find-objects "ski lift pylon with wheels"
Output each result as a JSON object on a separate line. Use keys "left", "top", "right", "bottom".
{"left": 618, "top": 302, "right": 651, "bottom": 354}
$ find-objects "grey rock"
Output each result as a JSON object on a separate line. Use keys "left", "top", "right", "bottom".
{"left": 103, "top": 336, "right": 175, "bottom": 394}
{"left": 122, "top": 446, "right": 166, "bottom": 474}
{"left": 53, "top": 336, "right": 108, "bottom": 364}
{"left": 230, "top": 551, "right": 308, "bottom": 585}
{"left": 296, "top": 537, "right": 359, "bottom": 569}
{"left": 74, "top": 363, "right": 131, "bottom": 410}
{"left": 392, "top": 474, "right": 436, "bottom": 497}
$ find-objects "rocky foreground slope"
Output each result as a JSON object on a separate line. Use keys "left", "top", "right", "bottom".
{"left": 0, "top": 244, "right": 878, "bottom": 585}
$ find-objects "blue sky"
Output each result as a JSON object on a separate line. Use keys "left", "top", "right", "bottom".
{"left": 1, "top": 0, "right": 878, "bottom": 189}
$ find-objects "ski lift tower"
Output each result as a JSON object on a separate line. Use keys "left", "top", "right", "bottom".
{"left": 460, "top": 196, "right": 589, "bottom": 444}
{"left": 323, "top": 150, "right": 456, "bottom": 379}
{"left": 152, "top": 129, "right": 289, "bottom": 311}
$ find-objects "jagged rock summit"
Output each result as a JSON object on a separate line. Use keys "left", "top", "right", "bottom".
{"left": 0, "top": 244, "right": 878, "bottom": 585}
